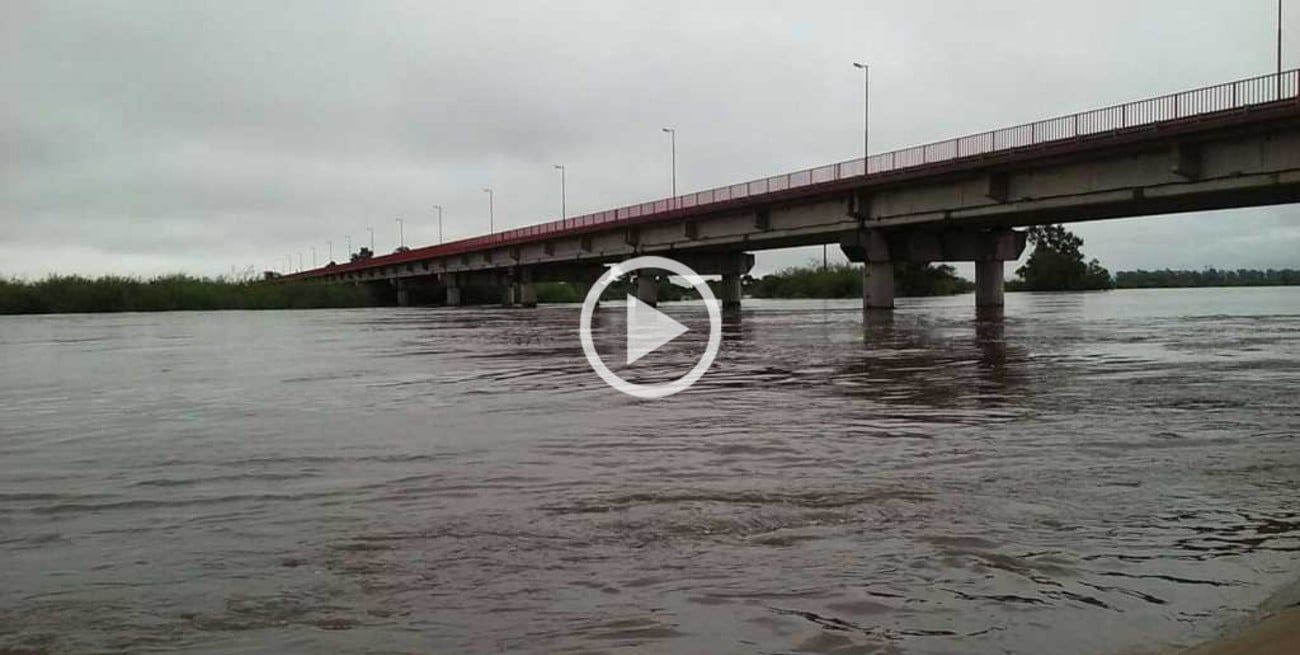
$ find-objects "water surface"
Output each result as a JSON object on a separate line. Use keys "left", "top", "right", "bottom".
{"left": 1, "top": 288, "right": 1297, "bottom": 654}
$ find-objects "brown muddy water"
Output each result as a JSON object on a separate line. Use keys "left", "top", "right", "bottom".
{"left": 1, "top": 288, "right": 1297, "bottom": 654}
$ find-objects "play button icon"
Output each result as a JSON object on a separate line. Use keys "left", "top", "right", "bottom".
{"left": 579, "top": 256, "right": 723, "bottom": 399}
{"left": 625, "top": 296, "right": 690, "bottom": 365}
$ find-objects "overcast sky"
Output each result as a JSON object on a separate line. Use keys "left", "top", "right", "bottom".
{"left": 3, "top": 0, "right": 1298, "bottom": 279}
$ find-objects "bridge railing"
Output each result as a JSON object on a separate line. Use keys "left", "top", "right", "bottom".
{"left": 308, "top": 69, "right": 1299, "bottom": 277}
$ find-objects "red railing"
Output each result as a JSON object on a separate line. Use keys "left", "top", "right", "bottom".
{"left": 300, "top": 69, "right": 1299, "bottom": 279}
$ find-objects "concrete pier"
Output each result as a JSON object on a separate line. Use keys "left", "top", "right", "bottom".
{"left": 395, "top": 280, "right": 410, "bottom": 307}
{"left": 517, "top": 282, "right": 537, "bottom": 308}
{"left": 515, "top": 268, "right": 537, "bottom": 308}
{"left": 720, "top": 273, "right": 742, "bottom": 312}
{"left": 863, "top": 262, "right": 895, "bottom": 309}
{"left": 975, "top": 260, "right": 1005, "bottom": 307}
{"left": 445, "top": 286, "right": 461, "bottom": 306}
{"left": 636, "top": 274, "right": 659, "bottom": 306}
{"left": 842, "top": 228, "right": 1024, "bottom": 315}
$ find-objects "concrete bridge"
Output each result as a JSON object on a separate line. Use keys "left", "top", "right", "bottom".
{"left": 283, "top": 70, "right": 1300, "bottom": 312}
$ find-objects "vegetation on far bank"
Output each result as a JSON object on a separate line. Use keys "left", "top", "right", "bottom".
{"left": 1115, "top": 268, "right": 1300, "bottom": 288}
{"left": 746, "top": 262, "right": 973, "bottom": 299}
{"left": 1006, "top": 224, "right": 1113, "bottom": 292}
{"left": 0, "top": 275, "right": 376, "bottom": 315}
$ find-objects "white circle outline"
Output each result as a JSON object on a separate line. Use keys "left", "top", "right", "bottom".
{"left": 579, "top": 256, "right": 722, "bottom": 399}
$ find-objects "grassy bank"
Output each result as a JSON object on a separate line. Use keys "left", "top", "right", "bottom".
{"left": 0, "top": 275, "right": 377, "bottom": 315}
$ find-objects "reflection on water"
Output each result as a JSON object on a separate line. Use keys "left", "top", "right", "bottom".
{"left": 0, "top": 288, "right": 1297, "bottom": 654}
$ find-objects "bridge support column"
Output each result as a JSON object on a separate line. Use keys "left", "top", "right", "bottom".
{"left": 514, "top": 268, "right": 537, "bottom": 308}
{"left": 441, "top": 273, "right": 462, "bottom": 306}
{"left": 636, "top": 274, "right": 659, "bottom": 307}
{"left": 841, "top": 230, "right": 894, "bottom": 311}
{"left": 975, "top": 260, "right": 1005, "bottom": 307}
{"left": 720, "top": 273, "right": 742, "bottom": 312}
{"left": 863, "top": 262, "right": 894, "bottom": 309}
{"left": 517, "top": 282, "right": 537, "bottom": 308}
{"left": 395, "top": 279, "right": 410, "bottom": 307}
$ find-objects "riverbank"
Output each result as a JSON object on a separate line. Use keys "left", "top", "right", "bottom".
{"left": 1173, "top": 580, "right": 1300, "bottom": 655}
{"left": 0, "top": 275, "right": 376, "bottom": 314}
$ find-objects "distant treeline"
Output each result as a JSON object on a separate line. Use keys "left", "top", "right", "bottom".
{"left": 0, "top": 275, "right": 376, "bottom": 315}
{"left": 747, "top": 262, "right": 973, "bottom": 299}
{"left": 1114, "top": 268, "right": 1300, "bottom": 288}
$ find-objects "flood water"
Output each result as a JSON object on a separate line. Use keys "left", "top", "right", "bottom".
{"left": 1, "top": 288, "right": 1298, "bottom": 654}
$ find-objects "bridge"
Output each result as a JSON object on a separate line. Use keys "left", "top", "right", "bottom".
{"left": 282, "top": 70, "right": 1300, "bottom": 312}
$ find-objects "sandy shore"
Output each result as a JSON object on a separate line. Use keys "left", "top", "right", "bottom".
{"left": 1173, "top": 578, "right": 1300, "bottom": 655}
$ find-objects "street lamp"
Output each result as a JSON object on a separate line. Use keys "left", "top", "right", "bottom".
{"left": 483, "top": 188, "right": 494, "bottom": 232}
{"left": 327, "top": 240, "right": 333, "bottom": 262}
{"left": 345, "top": 235, "right": 352, "bottom": 258}
{"left": 432, "top": 205, "right": 443, "bottom": 244}
{"left": 1280, "top": 0, "right": 1285, "bottom": 78}
{"left": 367, "top": 226, "right": 374, "bottom": 252}
{"left": 852, "top": 62, "right": 870, "bottom": 165}
{"left": 396, "top": 218, "right": 404, "bottom": 248}
{"left": 661, "top": 127, "right": 676, "bottom": 207}
{"left": 554, "top": 164, "right": 566, "bottom": 221}
{"left": 837, "top": 62, "right": 872, "bottom": 272}
{"left": 310, "top": 246, "right": 316, "bottom": 268}
{"left": 297, "top": 252, "right": 303, "bottom": 272}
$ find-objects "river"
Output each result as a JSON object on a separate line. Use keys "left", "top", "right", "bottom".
{"left": 1, "top": 287, "right": 1297, "bottom": 654}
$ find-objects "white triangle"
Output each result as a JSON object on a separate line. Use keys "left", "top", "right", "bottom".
{"left": 625, "top": 295, "right": 690, "bottom": 365}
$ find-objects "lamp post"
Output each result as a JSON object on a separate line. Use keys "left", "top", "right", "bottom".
{"left": 297, "top": 252, "right": 303, "bottom": 272}
{"left": 310, "top": 246, "right": 316, "bottom": 268}
{"left": 327, "top": 240, "right": 333, "bottom": 262}
{"left": 432, "top": 205, "right": 443, "bottom": 244}
{"left": 1280, "top": 0, "right": 1285, "bottom": 78}
{"left": 554, "top": 164, "right": 566, "bottom": 221}
{"left": 367, "top": 226, "right": 374, "bottom": 252}
{"left": 839, "top": 61, "right": 871, "bottom": 272}
{"left": 661, "top": 127, "right": 676, "bottom": 207}
{"left": 852, "top": 62, "right": 870, "bottom": 165}
{"left": 346, "top": 235, "right": 351, "bottom": 258}
{"left": 483, "top": 188, "right": 494, "bottom": 232}
{"left": 396, "top": 218, "right": 404, "bottom": 248}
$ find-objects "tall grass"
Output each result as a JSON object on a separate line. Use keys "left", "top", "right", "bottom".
{"left": 0, "top": 275, "right": 377, "bottom": 315}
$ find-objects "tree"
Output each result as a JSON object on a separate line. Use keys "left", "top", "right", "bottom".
{"left": 350, "top": 247, "right": 374, "bottom": 262}
{"left": 1014, "top": 224, "right": 1113, "bottom": 291}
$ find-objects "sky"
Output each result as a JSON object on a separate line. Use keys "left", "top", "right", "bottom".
{"left": 2, "top": 0, "right": 1298, "bottom": 279}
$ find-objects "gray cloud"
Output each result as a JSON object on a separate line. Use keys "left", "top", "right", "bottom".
{"left": 2, "top": 0, "right": 1297, "bottom": 278}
